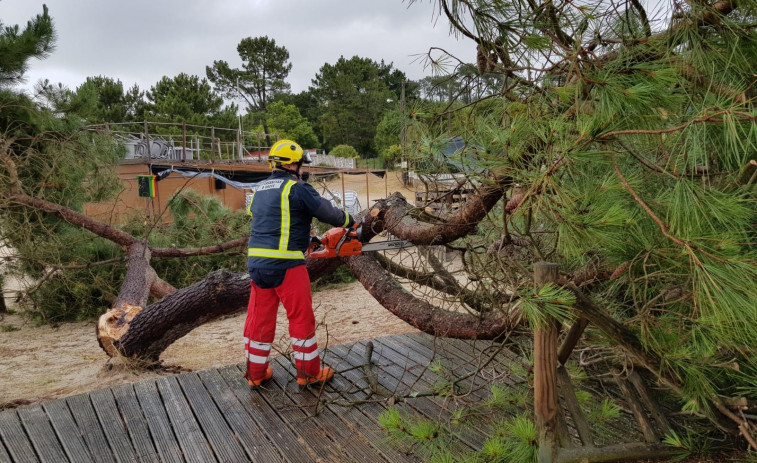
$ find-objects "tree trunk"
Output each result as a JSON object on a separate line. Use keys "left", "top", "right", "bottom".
{"left": 98, "top": 242, "right": 155, "bottom": 357}
{"left": 109, "top": 269, "right": 250, "bottom": 361}
{"left": 96, "top": 256, "right": 344, "bottom": 361}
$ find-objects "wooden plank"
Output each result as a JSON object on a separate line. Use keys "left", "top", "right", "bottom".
{"left": 628, "top": 371, "right": 672, "bottom": 436}
{"left": 558, "top": 318, "right": 589, "bottom": 365}
{"left": 176, "top": 373, "right": 249, "bottom": 463}
{"left": 0, "top": 409, "right": 39, "bottom": 463}
{"left": 616, "top": 378, "right": 657, "bottom": 443}
{"left": 403, "top": 333, "right": 533, "bottom": 407}
{"left": 133, "top": 380, "right": 185, "bottom": 463}
{"left": 89, "top": 389, "right": 138, "bottom": 463}
{"left": 323, "top": 344, "right": 430, "bottom": 462}
{"left": 17, "top": 405, "right": 68, "bottom": 463}
{"left": 332, "top": 341, "right": 484, "bottom": 451}
{"left": 216, "top": 365, "right": 316, "bottom": 463}
{"left": 555, "top": 409, "right": 574, "bottom": 449}
{"left": 41, "top": 400, "right": 94, "bottom": 463}
{"left": 197, "top": 369, "right": 284, "bottom": 463}
{"left": 155, "top": 376, "right": 216, "bottom": 463}
{"left": 413, "top": 333, "right": 527, "bottom": 385}
{"left": 0, "top": 432, "right": 12, "bottom": 463}
{"left": 318, "top": 347, "right": 423, "bottom": 463}
{"left": 556, "top": 442, "right": 679, "bottom": 463}
{"left": 232, "top": 364, "right": 347, "bottom": 462}
{"left": 345, "top": 339, "right": 487, "bottom": 454}
{"left": 398, "top": 334, "right": 534, "bottom": 438}
{"left": 370, "top": 338, "right": 494, "bottom": 448}
{"left": 386, "top": 335, "right": 493, "bottom": 400}
{"left": 268, "top": 356, "right": 395, "bottom": 463}
{"left": 66, "top": 394, "right": 115, "bottom": 463}
{"left": 555, "top": 366, "right": 594, "bottom": 447}
{"left": 110, "top": 384, "right": 160, "bottom": 463}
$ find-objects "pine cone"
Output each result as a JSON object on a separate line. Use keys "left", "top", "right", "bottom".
{"left": 488, "top": 51, "right": 498, "bottom": 72}
{"left": 476, "top": 45, "right": 487, "bottom": 75}
{"left": 506, "top": 193, "right": 524, "bottom": 212}
{"left": 609, "top": 261, "right": 631, "bottom": 280}
{"left": 511, "top": 236, "right": 530, "bottom": 247}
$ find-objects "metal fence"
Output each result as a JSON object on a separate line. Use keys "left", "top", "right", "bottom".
{"left": 87, "top": 121, "right": 359, "bottom": 170}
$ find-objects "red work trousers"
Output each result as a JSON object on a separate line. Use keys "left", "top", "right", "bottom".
{"left": 244, "top": 265, "right": 321, "bottom": 382}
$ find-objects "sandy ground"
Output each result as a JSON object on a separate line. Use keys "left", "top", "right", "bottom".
{"left": 0, "top": 171, "right": 419, "bottom": 408}
{"left": 0, "top": 281, "right": 417, "bottom": 408}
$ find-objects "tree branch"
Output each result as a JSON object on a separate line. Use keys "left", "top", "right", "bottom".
{"left": 7, "top": 192, "right": 137, "bottom": 247}
{"left": 346, "top": 253, "right": 516, "bottom": 339}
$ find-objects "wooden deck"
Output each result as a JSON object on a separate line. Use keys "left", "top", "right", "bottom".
{"left": 0, "top": 332, "right": 650, "bottom": 463}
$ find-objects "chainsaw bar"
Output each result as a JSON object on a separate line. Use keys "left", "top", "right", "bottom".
{"left": 360, "top": 240, "right": 414, "bottom": 252}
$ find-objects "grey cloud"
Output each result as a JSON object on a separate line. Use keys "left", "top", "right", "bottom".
{"left": 1, "top": 0, "right": 471, "bottom": 96}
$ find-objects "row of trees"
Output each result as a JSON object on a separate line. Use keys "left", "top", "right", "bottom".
{"left": 23, "top": 31, "right": 502, "bottom": 160}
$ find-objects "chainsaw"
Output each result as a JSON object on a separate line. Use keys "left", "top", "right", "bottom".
{"left": 306, "top": 226, "right": 414, "bottom": 258}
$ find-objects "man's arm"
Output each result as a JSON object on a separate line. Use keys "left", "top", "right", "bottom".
{"left": 296, "top": 182, "right": 355, "bottom": 228}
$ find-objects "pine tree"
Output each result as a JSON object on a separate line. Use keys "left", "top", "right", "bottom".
{"left": 404, "top": 0, "right": 757, "bottom": 446}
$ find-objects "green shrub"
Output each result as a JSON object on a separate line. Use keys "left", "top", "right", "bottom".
{"left": 329, "top": 144, "right": 360, "bottom": 159}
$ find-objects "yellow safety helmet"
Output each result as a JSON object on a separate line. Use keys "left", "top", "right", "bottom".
{"left": 268, "top": 139, "right": 311, "bottom": 168}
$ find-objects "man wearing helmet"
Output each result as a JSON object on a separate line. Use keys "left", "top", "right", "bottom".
{"left": 244, "top": 139, "right": 355, "bottom": 388}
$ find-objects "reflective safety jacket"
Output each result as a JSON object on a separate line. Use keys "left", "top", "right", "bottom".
{"left": 247, "top": 170, "right": 354, "bottom": 271}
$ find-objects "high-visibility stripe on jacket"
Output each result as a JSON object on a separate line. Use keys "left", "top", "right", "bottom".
{"left": 247, "top": 169, "right": 354, "bottom": 271}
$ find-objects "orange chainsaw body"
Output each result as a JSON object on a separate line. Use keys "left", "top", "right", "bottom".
{"left": 307, "top": 227, "right": 363, "bottom": 258}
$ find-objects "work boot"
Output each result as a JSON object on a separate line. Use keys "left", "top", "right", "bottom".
{"left": 248, "top": 366, "right": 273, "bottom": 388}
{"left": 297, "top": 366, "right": 334, "bottom": 387}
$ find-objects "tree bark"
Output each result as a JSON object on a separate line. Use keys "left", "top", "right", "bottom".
{"left": 345, "top": 253, "right": 515, "bottom": 339}
{"left": 96, "top": 256, "right": 344, "bottom": 361}
{"left": 98, "top": 242, "right": 155, "bottom": 357}
{"left": 364, "top": 180, "right": 508, "bottom": 245}
{"left": 110, "top": 269, "right": 250, "bottom": 361}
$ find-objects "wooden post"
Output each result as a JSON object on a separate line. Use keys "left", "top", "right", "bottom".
{"left": 237, "top": 126, "right": 242, "bottom": 160}
{"left": 256, "top": 133, "right": 261, "bottom": 161}
{"left": 182, "top": 122, "right": 187, "bottom": 161}
{"left": 385, "top": 171, "right": 388, "bottom": 198}
{"left": 144, "top": 121, "right": 151, "bottom": 162}
{"left": 341, "top": 172, "right": 346, "bottom": 211}
{"left": 210, "top": 127, "right": 215, "bottom": 163}
{"left": 194, "top": 135, "right": 199, "bottom": 161}
{"left": 534, "top": 262, "right": 560, "bottom": 463}
{"left": 365, "top": 172, "right": 370, "bottom": 208}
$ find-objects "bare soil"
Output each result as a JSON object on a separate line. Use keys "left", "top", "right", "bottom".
{"left": 0, "top": 171, "right": 418, "bottom": 408}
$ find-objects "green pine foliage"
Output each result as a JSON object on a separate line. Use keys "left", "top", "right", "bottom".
{"left": 516, "top": 283, "right": 576, "bottom": 328}
{"left": 121, "top": 191, "right": 248, "bottom": 290}
{"left": 410, "top": 0, "right": 757, "bottom": 443}
{"left": 0, "top": 5, "right": 54, "bottom": 88}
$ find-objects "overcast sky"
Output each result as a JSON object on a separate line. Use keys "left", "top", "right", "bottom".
{"left": 1, "top": 0, "right": 473, "bottom": 99}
